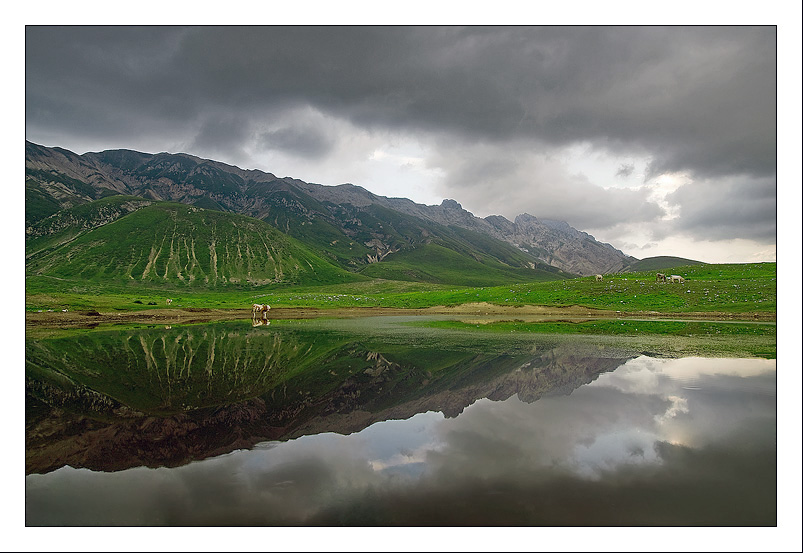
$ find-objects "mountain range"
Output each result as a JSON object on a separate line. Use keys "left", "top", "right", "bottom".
{"left": 26, "top": 140, "right": 672, "bottom": 287}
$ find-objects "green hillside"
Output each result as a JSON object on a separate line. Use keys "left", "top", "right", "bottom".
{"left": 359, "top": 243, "right": 570, "bottom": 286}
{"left": 26, "top": 195, "right": 153, "bottom": 258}
{"left": 258, "top": 199, "right": 573, "bottom": 282}
{"left": 26, "top": 202, "right": 364, "bottom": 288}
{"left": 626, "top": 256, "right": 706, "bottom": 272}
{"left": 25, "top": 166, "right": 115, "bottom": 226}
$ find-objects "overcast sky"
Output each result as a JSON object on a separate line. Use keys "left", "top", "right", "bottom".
{"left": 21, "top": 14, "right": 798, "bottom": 263}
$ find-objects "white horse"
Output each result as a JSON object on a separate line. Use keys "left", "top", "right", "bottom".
{"left": 670, "top": 275, "right": 685, "bottom": 284}
{"left": 595, "top": 274, "right": 603, "bottom": 282}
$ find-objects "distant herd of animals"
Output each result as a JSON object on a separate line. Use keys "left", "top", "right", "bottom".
{"left": 655, "top": 272, "right": 685, "bottom": 283}
{"left": 594, "top": 272, "right": 685, "bottom": 283}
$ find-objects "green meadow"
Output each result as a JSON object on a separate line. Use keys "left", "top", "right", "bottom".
{"left": 27, "top": 262, "right": 776, "bottom": 316}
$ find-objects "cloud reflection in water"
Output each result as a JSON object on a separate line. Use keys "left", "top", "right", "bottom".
{"left": 26, "top": 356, "right": 776, "bottom": 527}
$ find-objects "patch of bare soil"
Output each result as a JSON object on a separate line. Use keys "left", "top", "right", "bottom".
{"left": 24, "top": 307, "right": 423, "bottom": 329}
{"left": 24, "top": 303, "right": 774, "bottom": 330}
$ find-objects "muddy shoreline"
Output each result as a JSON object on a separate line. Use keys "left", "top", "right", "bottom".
{"left": 25, "top": 302, "right": 775, "bottom": 329}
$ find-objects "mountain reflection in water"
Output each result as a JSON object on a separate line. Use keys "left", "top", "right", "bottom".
{"left": 26, "top": 319, "right": 629, "bottom": 474}
{"left": 25, "top": 318, "right": 776, "bottom": 526}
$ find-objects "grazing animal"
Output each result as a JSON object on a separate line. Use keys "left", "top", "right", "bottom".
{"left": 595, "top": 274, "right": 603, "bottom": 282}
{"left": 670, "top": 275, "right": 685, "bottom": 284}
{"left": 166, "top": 298, "right": 172, "bottom": 305}
{"left": 252, "top": 303, "right": 271, "bottom": 319}
{"left": 656, "top": 273, "right": 667, "bottom": 282}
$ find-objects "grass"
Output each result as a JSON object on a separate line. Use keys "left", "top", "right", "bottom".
{"left": 414, "top": 318, "right": 775, "bottom": 336}
{"left": 26, "top": 262, "right": 776, "bottom": 318}
{"left": 26, "top": 202, "right": 366, "bottom": 289}
{"left": 359, "top": 242, "right": 566, "bottom": 286}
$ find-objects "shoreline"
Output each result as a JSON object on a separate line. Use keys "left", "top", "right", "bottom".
{"left": 25, "top": 302, "right": 776, "bottom": 329}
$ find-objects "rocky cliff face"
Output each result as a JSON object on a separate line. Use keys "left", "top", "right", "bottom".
{"left": 489, "top": 214, "right": 635, "bottom": 275}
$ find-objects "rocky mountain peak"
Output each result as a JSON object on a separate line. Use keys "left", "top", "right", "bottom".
{"left": 514, "top": 213, "right": 540, "bottom": 225}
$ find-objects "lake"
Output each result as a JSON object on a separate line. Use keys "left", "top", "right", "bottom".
{"left": 25, "top": 316, "right": 777, "bottom": 528}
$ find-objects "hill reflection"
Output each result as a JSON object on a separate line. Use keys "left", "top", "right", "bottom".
{"left": 26, "top": 320, "right": 634, "bottom": 474}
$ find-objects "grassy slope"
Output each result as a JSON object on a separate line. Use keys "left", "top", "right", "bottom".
{"left": 26, "top": 202, "right": 365, "bottom": 290}
{"left": 261, "top": 198, "right": 563, "bottom": 283}
{"left": 26, "top": 195, "right": 154, "bottom": 258}
{"left": 26, "top": 262, "right": 776, "bottom": 318}
{"left": 26, "top": 146, "right": 574, "bottom": 288}
{"left": 358, "top": 243, "right": 566, "bottom": 286}
{"left": 25, "top": 166, "right": 104, "bottom": 226}
{"left": 626, "top": 256, "right": 706, "bottom": 272}
{"left": 247, "top": 262, "right": 775, "bottom": 314}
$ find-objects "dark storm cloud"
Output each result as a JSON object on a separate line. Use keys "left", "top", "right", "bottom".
{"left": 188, "top": 112, "right": 253, "bottom": 160}
{"left": 663, "top": 175, "right": 777, "bottom": 241}
{"left": 25, "top": 25, "right": 776, "bottom": 247}
{"left": 26, "top": 26, "right": 775, "bottom": 174}
{"left": 256, "top": 123, "right": 336, "bottom": 158}
{"left": 26, "top": 27, "right": 198, "bottom": 137}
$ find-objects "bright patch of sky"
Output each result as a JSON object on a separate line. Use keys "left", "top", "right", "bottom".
{"left": 364, "top": 142, "right": 446, "bottom": 204}
{"left": 557, "top": 142, "right": 652, "bottom": 191}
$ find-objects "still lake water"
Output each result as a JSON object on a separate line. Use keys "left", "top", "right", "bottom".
{"left": 25, "top": 316, "right": 776, "bottom": 527}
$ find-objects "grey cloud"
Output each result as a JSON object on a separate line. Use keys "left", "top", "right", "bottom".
{"left": 433, "top": 142, "right": 665, "bottom": 228}
{"left": 26, "top": 26, "right": 775, "bottom": 179}
{"left": 26, "top": 27, "right": 198, "bottom": 138}
{"left": 256, "top": 124, "right": 336, "bottom": 158}
{"left": 188, "top": 113, "right": 253, "bottom": 161}
{"left": 616, "top": 163, "right": 635, "bottom": 178}
{"left": 664, "top": 176, "right": 776, "bottom": 241}
{"left": 678, "top": 372, "right": 777, "bottom": 447}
